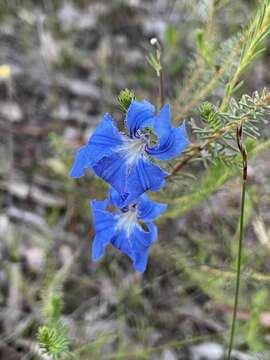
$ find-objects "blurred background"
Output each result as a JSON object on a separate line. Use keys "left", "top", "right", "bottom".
{"left": 0, "top": 0, "right": 270, "bottom": 359}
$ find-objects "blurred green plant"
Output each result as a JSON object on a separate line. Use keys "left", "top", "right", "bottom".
{"left": 245, "top": 289, "right": 269, "bottom": 351}
{"left": 36, "top": 254, "right": 76, "bottom": 358}
{"left": 37, "top": 324, "right": 70, "bottom": 359}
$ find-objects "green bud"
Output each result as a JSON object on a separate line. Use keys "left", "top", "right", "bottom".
{"left": 199, "top": 101, "right": 215, "bottom": 120}
{"left": 37, "top": 324, "right": 70, "bottom": 359}
{"left": 118, "top": 88, "right": 136, "bottom": 112}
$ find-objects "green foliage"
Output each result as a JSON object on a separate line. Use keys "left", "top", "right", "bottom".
{"left": 43, "top": 292, "right": 63, "bottom": 323}
{"left": 164, "top": 159, "right": 237, "bottom": 218}
{"left": 221, "top": 0, "right": 270, "bottom": 109}
{"left": 37, "top": 259, "right": 75, "bottom": 358}
{"left": 199, "top": 101, "right": 223, "bottom": 131}
{"left": 146, "top": 38, "right": 162, "bottom": 77}
{"left": 41, "top": 268, "right": 65, "bottom": 322}
{"left": 166, "top": 24, "right": 181, "bottom": 51}
{"left": 195, "top": 29, "right": 213, "bottom": 66}
{"left": 245, "top": 289, "right": 268, "bottom": 351}
{"left": 183, "top": 89, "right": 270, "bottom": 173}
{"left": 146, "top": 52, "right": 162, "bottom": 76}
{"left": 174, "top": 0, "right": 270, "bottom": 122}
{"left": 37, "top": 324, "right": 70, "bottom": 359}
{"left": 162, "top": 137, "right": 270, "bottom": 218}
{"left": 49, "top": 132, "right": 73, "bottom": 177}
{"left": 240, "top": 0, "right": 270, "bottom": 71}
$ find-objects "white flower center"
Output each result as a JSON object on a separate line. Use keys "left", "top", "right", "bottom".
{"left": 117, "top": 135, "right": 147, "bottom": 166}
{"left": 116, "top": 208, "right": 137, "bottom": 237}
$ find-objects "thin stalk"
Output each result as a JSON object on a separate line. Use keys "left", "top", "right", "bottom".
{"left": 227, "top": 180, "right": 246, "bottom": 359}
{"left": 227, "top": 125, "right": 247, "bottom": 359}
{"left": 159, "top": 68, "right": 165, "bottom": 108}
{"left": 149, "top": 38, "right": 164, "bottom": 109}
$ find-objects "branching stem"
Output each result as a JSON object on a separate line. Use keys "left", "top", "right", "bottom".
{"left": 169, "top": 93, "right": 270, "bottom": 178}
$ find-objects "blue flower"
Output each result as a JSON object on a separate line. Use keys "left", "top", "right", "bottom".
{"left": 90, "top": 188, "right": 167, "bottom": 272}
{"left": 71, "top": 100, "right": 189, "bottom": 203}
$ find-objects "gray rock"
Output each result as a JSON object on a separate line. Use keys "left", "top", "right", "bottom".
{"left": 6, "top": 180, "right": 65, "bottom": 208}
{"left": 190, "top": 342, "right": 224, "bottom": 360}
{"left": 58, "top": 2, "right": 96, "bottom": 32}
{"left": 0, "top": 101, "right": 23, "bottom": 122}
{"left": 7, "top": 207, "right": 49, "bottom": 233}
{"left": 6, "top": 181, "right": 29, "bottom": 198}
{"left": 0, "top": 214, "right": 9, "bottom": 234}
{"left": 56, "top": 76, "right": 100, "bottom": 99}
{"left": 231, "top": 350, "right": 270, "bottom": 360}
{"left": 62, "top": 126, "right": 80, "bottom": 142}
{"left": 40, "top": 30, "right": 61, "bottom": 64}
{"left": 161, "top": 349, "right": 178, "bottom": 360}
{"left": 23, "top": 247, "right": 45, "bottom": 273}
{"left": 31, "top": 186, "right": 65, "bottom": 208}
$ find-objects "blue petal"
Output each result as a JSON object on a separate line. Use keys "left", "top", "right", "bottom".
{"left": 124, "top": 156, "right": 168, "bottom": 204}
{"left": 91, "top": 200, "right": 117, "bottom": 261}
{"left": 92, "top": 152, "right": 128, "bottom": 195}
{"left": 137, "top": 194, "right": 167, "bottom": 222}
{"left": 146, "top": 104, "right": 189, "bottom": 160}
{"left": 109, "top": 187, "right": 128, "bottom": 209}
{"left": 111, "top": 223, "right": 157, "bottom": 272}
{"left": 132, "top": 223, "right": 157, "bottom": 272}
{"left": 70, "top": 114, "right": 123, "bottom": 178}
{"left": 92, "top": 199, "right": 109, "bottom": 211}
{"left": 126, "top": 100, "right": 155, "bottom": 138}
{"left": 132, "top": 223, "right": 157, "bottom": 251}
{"left": 111, "top": 230, "right": 134, "bottom": 260}
{"left": 70, "top": 144, "right": 92, "bottom": 178}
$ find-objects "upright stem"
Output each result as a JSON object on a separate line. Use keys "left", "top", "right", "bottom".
{"left": 227, "top": 180, "right": 246, "bottom": 359}
{"left": 159, "top": 68, "right": 165, "bottom": 108}
{"left": 150, "top": 38, "right": 164, "bottom": 109}
{"left": 227, "top": 125, "right": 247, "bottom": 360}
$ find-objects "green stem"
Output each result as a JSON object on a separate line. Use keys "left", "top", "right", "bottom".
{"left": 227, "top": 178, "right": 246, "bottom": 359}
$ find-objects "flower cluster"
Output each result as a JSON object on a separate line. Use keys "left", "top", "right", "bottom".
{"left": 70, "top": 99, "right": 189, "bottom": 272}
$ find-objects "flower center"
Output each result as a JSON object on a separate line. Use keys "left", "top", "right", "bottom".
{"left": 137, "top": 127, "right": 158, "bottom": 147}
{"left": 117, "top": 136, "right": 147, "bottom": 166}
{"left": 116, "top": 204, "right": 138, "bottom": 236}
